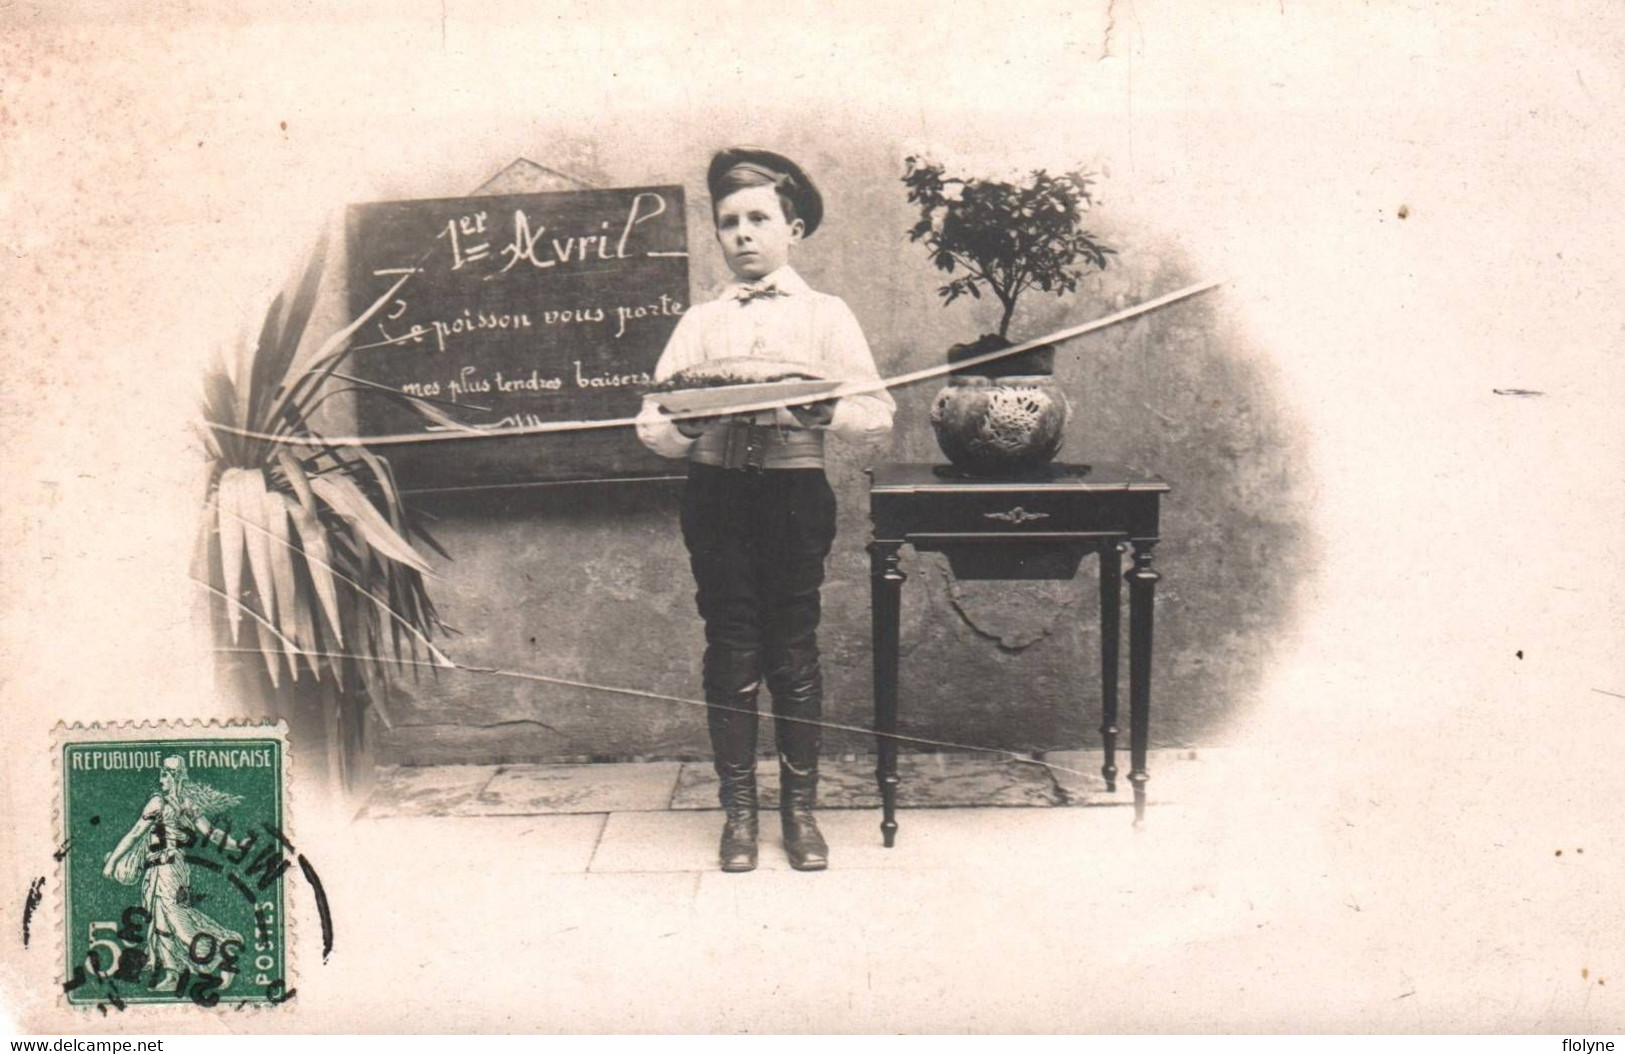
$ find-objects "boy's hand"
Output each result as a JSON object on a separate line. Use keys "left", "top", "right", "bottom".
{"left": 674, "top": 415, "right": 717, "bottom": 439}
{"left": 788, "top": 399, "right": 837, "bottom": 428}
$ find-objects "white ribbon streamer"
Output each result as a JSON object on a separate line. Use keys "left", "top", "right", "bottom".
{"left": 208, "top": 278, "right": 1222, "bottom": 449}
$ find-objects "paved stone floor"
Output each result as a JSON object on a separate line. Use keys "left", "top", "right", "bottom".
{"left": 241, "top": 740, "right": 1623, "bottom": 1033}
{"left": 361, "top": 749, "right": 1196, "bottom": 821}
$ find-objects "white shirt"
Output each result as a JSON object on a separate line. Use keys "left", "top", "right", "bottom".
{"left": 634, "top": 266, "right": 896, "bottom": 461}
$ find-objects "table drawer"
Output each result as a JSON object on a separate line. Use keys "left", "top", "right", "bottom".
{"left": 871, "top": 487, "right": 1161, "bottom": 540}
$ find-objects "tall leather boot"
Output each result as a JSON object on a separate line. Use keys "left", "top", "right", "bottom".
{"left": 768, "top": 645, "right": 828, "bottom": 871}
{"left": 706, "top": 652, "right": 761, "bottom": 873}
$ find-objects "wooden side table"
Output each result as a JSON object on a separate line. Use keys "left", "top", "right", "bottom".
{"left": 867, "top": 462, "right": 1170, "bottom": 844}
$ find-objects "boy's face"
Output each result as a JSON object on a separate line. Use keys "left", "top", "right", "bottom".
{"left": 714, "top": 184, "right": 803, "bottom": 281}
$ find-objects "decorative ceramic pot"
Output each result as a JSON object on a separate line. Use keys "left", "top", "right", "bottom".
{"left": 930, "top": 374, "right": 1070, "bottom": 476}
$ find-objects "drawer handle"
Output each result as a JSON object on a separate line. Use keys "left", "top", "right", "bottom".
{"left": 984, "top": 505, "right": 1050, "bottom": 525}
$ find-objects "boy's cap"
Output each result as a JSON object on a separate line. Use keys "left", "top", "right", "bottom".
{"left": 707, "top": 147, "right": 823, "bottom": 237}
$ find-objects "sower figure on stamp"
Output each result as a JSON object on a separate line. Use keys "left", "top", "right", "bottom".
{"left": 637, "top": 148, "right": 894, "bottom": 871}
{"left": 102, "top": 756, "right": 246, "bottom": 990}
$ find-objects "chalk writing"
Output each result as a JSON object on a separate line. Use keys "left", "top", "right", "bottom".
{"left": 497, "top": 369, "right": 566, "bottom": 393}
{"left": 488, "top": 413, "right": 549, "bottom": 430}
{"left": 449, "top": 366, "right": 491, "bottom": 399}
{"left": 438, "top": 211, "right": 491, "bottom": 270}
{"left": 491, "top": 192, "right": 671, "bottom": 277}
{"left": 346, "top": 183, "right": 688, "bottom": 484}
{"left": 397, "top": 367, "right": 573, "bottom": 408}
{"left": 373, "top": 298, "right": 681, "bottom": 354}
{"left": 375, "top": 306, "right": 537, "bottom": 354}
{"left": 574, "top": 362, "right": 653, "bottom": 389}
{"left": 614, "top": 294, "right": 683, "bottom": 338}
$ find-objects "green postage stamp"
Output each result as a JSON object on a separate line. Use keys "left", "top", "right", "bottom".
{"left": 57, "top": 722, "right": 294, "bottom": 1010}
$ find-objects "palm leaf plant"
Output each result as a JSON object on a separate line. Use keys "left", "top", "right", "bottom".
{"left": 198, "top": 235, "right": 455, "bottom": 730}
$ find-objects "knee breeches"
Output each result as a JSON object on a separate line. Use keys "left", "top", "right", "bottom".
{"left": 680, "top": 463, "right": 837, "bottom": 703}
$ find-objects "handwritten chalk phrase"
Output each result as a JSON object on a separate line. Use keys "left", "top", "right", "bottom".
{"left": 376, "top": 294, "right": 683, "bottom": 354}
{"left": 346, "top": 183, "right": 689, "bottom": 484}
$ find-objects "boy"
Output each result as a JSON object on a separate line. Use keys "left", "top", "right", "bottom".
{"left": 636, "top": 147, "right": 894, "bottom": 872}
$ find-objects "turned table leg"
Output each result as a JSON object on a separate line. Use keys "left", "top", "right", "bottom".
{"left": 1098, "top": 542, "right": 1123, "bottom": 793}
{"left": 1126, "top": 541, "right": 1160, "bottom": 826}
{"left": 870, "top": 540, "right": 905, "bottom": 847}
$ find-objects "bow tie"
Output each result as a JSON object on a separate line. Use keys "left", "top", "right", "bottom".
{"left": 734, "top": 283, "right": 787, "bottom": 306}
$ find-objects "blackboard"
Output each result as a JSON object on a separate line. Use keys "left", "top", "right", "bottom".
{"left": 345, "top": 184, "right": 689, "bottom": 488}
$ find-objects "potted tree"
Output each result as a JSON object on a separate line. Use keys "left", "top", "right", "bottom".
{"left": 902, "top": 156, "right": 1117, "bottom": 475}
{"left": 199, "top": 236, "right": 453, "bottom": 793}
